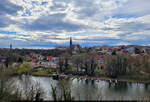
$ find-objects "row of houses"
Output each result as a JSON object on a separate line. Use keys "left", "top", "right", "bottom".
{"left": 29, "top": 53, "right": 59, "bottom": 68}
{"left": 29, "top": 52, "right": 105, "bottom": 71}
{"left": 94, "top": 45, "right": 149, "bottom": 56}
{"left": 1, "top": 45, "right": 150, "bottom": 71}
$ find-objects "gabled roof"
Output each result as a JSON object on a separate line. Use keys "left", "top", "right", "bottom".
{"left": 100, "top": 46, "right": 110, "bottom": 50}
{"left": 32, "top": 59, "right": 39, "bottom": 63}
{"left": 116, "top": 50, "right": 124, "bottom": 54}
{"left": 47, "top": 56, "right": 53, "bottom": 60}
{"left": 95, "top": 55, "right": 104, "bottom": 59}
{"left": 57, "top": 46, "right": 68, "bottom": 48}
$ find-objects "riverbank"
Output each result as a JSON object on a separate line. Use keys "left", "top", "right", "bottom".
{"left": 31, "top": 73, "right": 150, "bottom": 84}
{"left": 32, "top": 73, "right": 52, "bottom": 77}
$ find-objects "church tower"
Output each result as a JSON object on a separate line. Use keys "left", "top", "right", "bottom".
{"left": 69, "top": 37, "right": 73, "bottom": 55}
{"left": 10, "top": 44, "right": 12, "bottom": 50}
{"left": 70, "top": 37, "right": 72, "bottom": 47}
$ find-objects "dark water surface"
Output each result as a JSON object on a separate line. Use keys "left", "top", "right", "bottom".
{"left": 14, "top": 75, "right": 150, "bottom": 100}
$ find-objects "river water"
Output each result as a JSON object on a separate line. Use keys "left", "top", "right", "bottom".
{"left": 14, "top": 75, "right": 150, "bottom": 100}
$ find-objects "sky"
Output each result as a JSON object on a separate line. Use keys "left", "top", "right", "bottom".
{"left": 0, "top": 0, "right": 150, "bottom": 48}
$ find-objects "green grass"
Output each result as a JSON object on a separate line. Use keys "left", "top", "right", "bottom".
{"left": 94, "top": 67, "right": 100, "bottom": 73}
{"left": 94, "top": 68, "right": 105, "bottom": 77}
{"left": 119, "top": 73, "right": 150, "bottom": 81}
{"left": 51, "top": 71, "right": 57, "bottom": 74}
{"left": 71, "top": 67, "right": 76, "bottom": 72}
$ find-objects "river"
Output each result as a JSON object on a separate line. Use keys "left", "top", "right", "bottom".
{"left": 14, "top": 75, "right": 150, "bottom": 100}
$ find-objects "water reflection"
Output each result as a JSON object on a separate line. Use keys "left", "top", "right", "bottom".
{"left": 13, "top": 76, "right": 150, "bottom": 100}
{"left": 108, "top": 82, "right": 128, "bottom": 92}
{"left": 144, "top": 83, "right": 150, "bottom": 92}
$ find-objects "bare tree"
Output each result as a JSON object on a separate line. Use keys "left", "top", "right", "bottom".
{"left": 18, "top": 75, "right": 45, "bottom": 101}
{"left": 51, "top": 84, "right": 74, "bottom": 101}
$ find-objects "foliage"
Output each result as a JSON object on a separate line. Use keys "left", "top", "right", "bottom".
{"left": 0, "top": 67, "right": 17, "bottom": 76}
{"left": 119, "top": 73, "right": 150, "bottom": 81}
{"left": 39, "top": 68, "right": 49, "bottom": 74}
{"left": 17, "top": 62, "right": 34, "bottom": 75}
{"left": 72, "top": 67, "right": 76, "bottom": 72}
{"left": 0, "top": 68, "right": 45, "bottom": 101}
{"left": 94, "top": 67, "right": 105, "bottom": 77}
{"left": 51, "top": 71, "right": 57, "bottom": 74}
{"left": 104, "top": 55, "right": 127, "bottom": 78}
{"left": 94, "top": 67, "right": 100, "bottom": 73}
{"left": 99, "top": 70, "right": 105, "bottom": 76}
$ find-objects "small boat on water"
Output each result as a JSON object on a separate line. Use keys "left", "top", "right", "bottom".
{"left": 59, "top": 74, "right": 69, "bottom": 79}
{"left": 115, "top": 79, "right": 118, "bottom": 83}
{"left": 52, "top": 74, "right": 59, "bottom": 80}
{"left": 109, "top": 79, "right": 112, "bottom": 83}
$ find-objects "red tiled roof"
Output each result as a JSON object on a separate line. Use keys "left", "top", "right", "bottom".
{"left": 47, "top": 56, "right": 53, "bottom": 60}
{"left": 117, "top": 50, "right": 124, "bottom": 54}
{"left": 100, "top": 46, "right": 110, "bottom": 50}
{"left": 95, "top": 55, "right": 103, "bottom": 59}
{"left": 32, "top": 59, "right": 39, "bottom": 63}
{"left": 57, "top": 46, "right": 68, "bottom": 48}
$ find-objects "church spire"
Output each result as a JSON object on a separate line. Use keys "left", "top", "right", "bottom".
{"left": 10, "top": 44, "right": 12, "bottom": 50}
{"left": 69, "top": 37, "right": 73, "bottom": 55}
{"left": 70, "top": 37, "right": 72, "bottom": 47}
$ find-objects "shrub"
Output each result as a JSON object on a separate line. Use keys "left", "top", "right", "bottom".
{"left": 17, "top": 62, "right": 34, "bottom": 75}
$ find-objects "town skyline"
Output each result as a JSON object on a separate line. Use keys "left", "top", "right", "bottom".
{"left": 2, "top": 37, "right": 150, "bottom": 49}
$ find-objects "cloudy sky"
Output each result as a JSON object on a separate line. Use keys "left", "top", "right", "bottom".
{"left": 0, "top": 0, "right": 150, "bottom": 48}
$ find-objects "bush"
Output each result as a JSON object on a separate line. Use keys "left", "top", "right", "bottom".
{"left": 72, "top": 67, "right": 76, "bottom": 72}
{"left": 38, "top": 69, "right": 49, "bottom": 74}
{"left": 94, "top": 68, "right": 105, "bottom": 77}
{"left": 51, "top": 71, "right": 57, "bottom": 74}
{"left": 17, "top": 62, "right": 34, "bottom": 75}
{"left": 94, "top": 67, "right": 100, "bottom": 73}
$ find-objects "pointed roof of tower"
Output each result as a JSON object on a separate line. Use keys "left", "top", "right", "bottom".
{"left": 70, "top": 37, "right": 72, "bottom": 46}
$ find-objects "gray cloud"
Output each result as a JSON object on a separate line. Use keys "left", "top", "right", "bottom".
{"left": 72, "top": 0, "right": 99, "bottom": 18}
{"left": 0, "top": 15, "right": 15, "bottom": 27}
{"left": 112, "top": 0, "right": 150, "bottom": 18}
{"left": 50, "top": 2, "right": 68, "bottom": 11}
{"left": 0, "top": 0, "right": 22, "bottom": 15}
{"left": 1, "top": 0, "right": 150, "bottom": 47}
{"left": 103, "top": 21, "right": 150, "bottom": 33}
{"left": 118, "top": 22, "right": 150, "bottom": 32}
{"left": 0, "top": 0, "right": 22, "bottom": 27}
{"left": 20, "top": 13, "right": 84, "bottom": 32}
